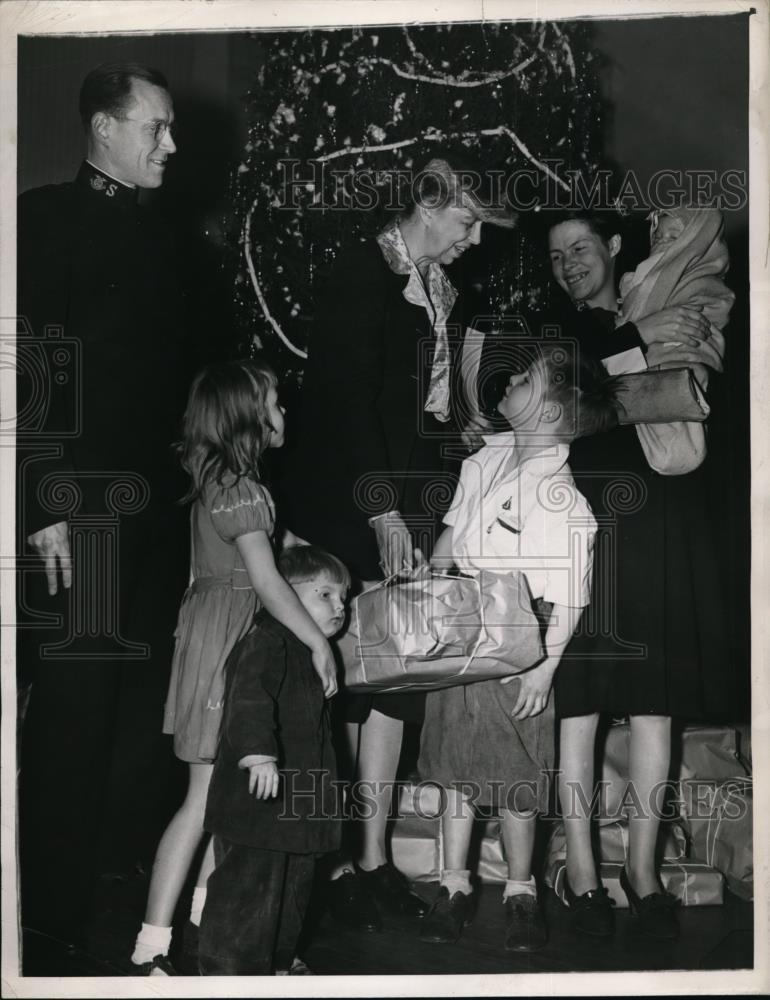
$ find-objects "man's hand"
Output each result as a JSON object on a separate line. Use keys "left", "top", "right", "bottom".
{"left": 311, "top": 641, "right": 338, "bottom": 698}
{"left": 461, "top": 413, "right": 494, "bottom": 452}
{"left": 372, "top": 511, "right": 413, "bottom": 576}
{"left": 239, "top": 757, "right": 280, "bottom": 799}
{"left": 27, "top": 521, "right": 71, "bottom": 596}
{"left": 636, "top": 305, "right": 710, "bottom": 347}
{"left": 501, "top": 662, "right": 556, "bottom": 720}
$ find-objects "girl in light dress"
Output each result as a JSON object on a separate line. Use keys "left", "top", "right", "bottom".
{"left": 131, "top": 359, "right": 337, "bottom": 974}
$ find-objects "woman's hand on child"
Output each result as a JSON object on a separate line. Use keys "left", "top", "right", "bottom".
{"left": 501, "top": 662, "right": 555, "bottom": 720}
{"left": 636, "top": 305, "right": 710, "bottom": 348}
{"left": 240, "top": 758, "right": 280, "bottom": 799}
{"left": 312, "top": 642, "right": 338, "bottom": 698}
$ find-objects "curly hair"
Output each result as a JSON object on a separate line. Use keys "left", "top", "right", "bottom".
{"left": 177, "top": 359, "right": 278, "bottom": 501}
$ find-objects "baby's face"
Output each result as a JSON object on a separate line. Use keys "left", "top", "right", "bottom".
{"left": 293, "top": 572, "right": 348, "bottom": 637}
{"left": 650, "top": 214, "right": 684, "bottom": 253}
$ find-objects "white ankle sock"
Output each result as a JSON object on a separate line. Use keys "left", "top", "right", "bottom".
{"left": 189, "top": 886, "right": 207, "bottom": 927}
{"left": 502, "top": 875, "right": 537, "bottom": 900}
{"left": 131, "top": 922, "right": 172, "bottom": 965}
{"left": 440, "top": 868, "right": 472, "bottom": 897}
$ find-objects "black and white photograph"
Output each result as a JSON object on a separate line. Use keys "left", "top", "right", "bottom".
{"left": 1, "top": 0, "right": 767, "bottom": 995}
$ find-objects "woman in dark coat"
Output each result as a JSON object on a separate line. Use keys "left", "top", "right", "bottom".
{"left": 543, "top": 210, "right": 730, "bottom": 939}
{"left": 282, "top": 153, "right": 514, "bottom": 930}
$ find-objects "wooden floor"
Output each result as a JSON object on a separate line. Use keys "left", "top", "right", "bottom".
{"left": 19, "top": 869, "right": 753, "bottom": 978}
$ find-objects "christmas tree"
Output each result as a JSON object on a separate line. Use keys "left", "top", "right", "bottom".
{"left": 227, "top": 19, "right": 604, "bottom": 382}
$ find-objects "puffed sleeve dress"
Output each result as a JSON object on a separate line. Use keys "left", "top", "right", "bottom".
{"left": 163, "top": 477, "right": 276, "bottom": 763}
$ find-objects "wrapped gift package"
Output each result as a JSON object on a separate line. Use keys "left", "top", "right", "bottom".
{"left": 390, "top": 813, "right": 442, "bottom": 883}
{"left": 345, "top": 569, "right": 544, "bottom": 694}
{"left": 678, "top": 778, "right": 753, "bottom": 901}
{"left": 546, "top": 859, "right": 724, "bottom": 909}
{"left": 397, "top": 781, "right": 443, "bottom": 818}
{"left": 477, "top": 819, "right": 507, "bottom": 884}
{"left": 613, "top": 367, "right": 710, "bottom": 425}
{"left": 545, "top": 819, "right": 687, "bottom": 872}
{"left": 599, "top": 723, "right": 749, "bottom": 821}
{"left": 391, "top": 807, "right": 509, "bottom": 884}
{"left": 734, "top": 723, "right": 752, "bottom": 773}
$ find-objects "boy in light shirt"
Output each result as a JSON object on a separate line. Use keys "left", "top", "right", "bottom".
{"left": 417, "top": 343, "right": 619, "bottom": 953}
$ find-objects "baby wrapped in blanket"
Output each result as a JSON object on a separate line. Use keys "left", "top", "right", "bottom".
{"left": 616, "top": 207, "right": 735, "bottom": 474}
{"left": 619, "top": 206, "right": 735, "bottom": 389}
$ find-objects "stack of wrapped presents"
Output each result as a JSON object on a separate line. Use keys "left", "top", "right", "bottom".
{"left": 391, "top": 722, "right": 753, "bottom": 906}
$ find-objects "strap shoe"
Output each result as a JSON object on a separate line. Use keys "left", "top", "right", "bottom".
{"left": 562, "top": 878, "right": 616, "bottom": 937}
{"left": 619, "top": 866, "right": 680, "bottom": 939}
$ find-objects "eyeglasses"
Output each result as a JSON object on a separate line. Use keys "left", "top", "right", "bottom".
{"left": 111, "top": 115, "right": 176, "bottom": 144}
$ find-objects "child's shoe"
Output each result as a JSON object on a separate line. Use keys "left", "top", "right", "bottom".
{"left": 504, "top": 893, "right": 547, "bottom": 952}
{"left": 419, "top": 887, "right": 473, "bottom": 944}
{"left": 131, "top": 953, "right": 177, "bottom": 975}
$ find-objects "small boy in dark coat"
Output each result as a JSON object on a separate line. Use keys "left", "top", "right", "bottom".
{"left": 199, "top": 545, "right": 349, "bottom": 975}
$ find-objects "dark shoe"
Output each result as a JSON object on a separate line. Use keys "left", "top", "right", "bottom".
{"left": 357, "top": 862, "right": 429, "bottom": 918}
{"left": 131, "top": 953, "right": 177, "bottom": 975}
{"left": 419, "top": 887, "right": 473, "bottom": 944}
{"left": 327, "top": 871, "right": 382, "bottom": 932}
{"left": 504, "top": 893, "right": 548, "bottom": 952}
{"left": 619, "top": 866, "right": 680, "bottom": 940}
{"left": 563, "top": 879, "right": 616, "bottom": 937}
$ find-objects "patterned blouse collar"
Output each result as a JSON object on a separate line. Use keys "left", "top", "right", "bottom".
{"left": 376, "top": 218, "right": 458, "bottom": 322}
{"left": 376, "top": 219, "right": 457, "bottom": 422}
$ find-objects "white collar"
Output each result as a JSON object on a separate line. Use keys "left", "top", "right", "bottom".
{"left": 480, "top": 432, "right": 570, "bottom": 476}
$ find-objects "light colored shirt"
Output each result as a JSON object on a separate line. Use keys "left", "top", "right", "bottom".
{"left": 445, "top": 432, "right": 596, "bottom": 608}
{"left": 376, "top": 219, "right": 457, "bottom": 423}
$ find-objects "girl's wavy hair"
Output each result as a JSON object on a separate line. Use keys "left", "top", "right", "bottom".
{"left": 177, "top": 359, "right": 278, "bottom": 502}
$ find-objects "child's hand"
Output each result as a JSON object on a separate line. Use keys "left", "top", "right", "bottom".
{"left": 239, "top": 757, "right": 280, "bottom": 799}
{"left": 407, "top": 548, "right": 432, "bottom": 580}
{"left": 312, "top": 642, "right": 338, "bottom": 699}
{"left": 501, "top": 662, "right": 556, "bottom": 720}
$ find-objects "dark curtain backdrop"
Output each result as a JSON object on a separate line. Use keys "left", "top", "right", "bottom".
{"left": 17, "top": 15, "right": 751, "bottom": 715}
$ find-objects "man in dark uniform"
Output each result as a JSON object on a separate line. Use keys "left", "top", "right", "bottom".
{"left": 16, "top": 63, "right": 190, "bottom": 957}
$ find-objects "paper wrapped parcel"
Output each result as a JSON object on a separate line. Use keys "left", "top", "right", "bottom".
{"left": 344, "top": 570, "right": 544, "bottom": 694}
{"left": 613, "top": 367, "right": 710, "bottom": 425}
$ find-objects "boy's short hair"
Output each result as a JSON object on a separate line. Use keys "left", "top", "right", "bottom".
{"left": 538, "top": 343, "right": 619, "bottom": 441}
{"left": 279, "top": 544, "right": 351, "bottom": 590}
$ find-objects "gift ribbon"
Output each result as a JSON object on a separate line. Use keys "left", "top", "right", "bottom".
{"left": 353, "top": 571, "right": 488, "bottom": 686}
{"left": 703, "top": 778, "right": 752, "bottom": 869}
